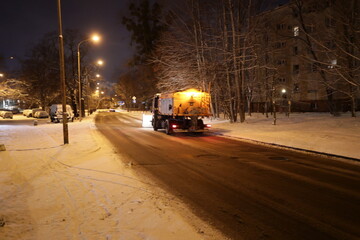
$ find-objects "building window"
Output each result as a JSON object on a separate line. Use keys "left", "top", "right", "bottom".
{"left": 325, "top": 0, "right": 335, "bottom": 7}
{"left": 292, "top": 9, "right": 299, "bottom": 18}
{"left": 307, "top": 24, "right": 316, "bottom": 33}
{"left": 293, "top": 83, "right": 299, "bottom": 93}
{"left": 277, "top": 59, "right": 286, "bottom": 65}
{"left": 328, "top": 59, "right": 337, "bottom": 69}
{"left": 325, "top": 41, "right": 336, "bottom": 50}
{"left": 293, "top": 64, "right": 300, "bottom": 74}
{"left": 293, "top": 26, "right": 300, "bottom": 36}
{"left": 325, "top": 17, "right": 336, "bottom": 28}
{"left": 275, "top": 42, "right": 286, "bottom": 49}
{"left": 278, "top": 78, "right": 286, "bottom": 83}
{"left": 276, "top": 23, "right": 286, "bottom": 30}
{"left": 309, "top": 63, "right": 319, "bottom": 72}
{"left": 293, "top": 46, "right": 298, "bottom": 55}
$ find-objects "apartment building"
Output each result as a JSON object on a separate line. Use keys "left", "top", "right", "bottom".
{"left": 252, "top": 0, "right": 359, "bottom": 112}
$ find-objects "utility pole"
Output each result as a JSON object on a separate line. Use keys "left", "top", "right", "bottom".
{"left": 57, "top": 0, "right": 69, "bottom": 144}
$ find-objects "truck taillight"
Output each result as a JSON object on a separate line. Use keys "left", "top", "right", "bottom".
{"left": 205, "top": 124, "right": 211, "bottom": 128}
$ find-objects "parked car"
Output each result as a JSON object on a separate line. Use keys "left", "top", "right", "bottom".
{"left": 34, "top": 110, "right": 49, "bottom": 118}
{"left": 26, "top": 108, "right": 42, "bottom": 118}
{"left": 10, "top": 108, "right": 20, "bottom": 114}
{"left": 0, "top": 111, "right": 13, "bottom": 119}
{"left": 23, "top": 109, "right": 32, "bottom": 116}
{"left": 50, "top": 104, "right": 74, "bottom": 122}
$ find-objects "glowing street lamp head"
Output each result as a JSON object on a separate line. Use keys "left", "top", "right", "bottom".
{"left": 91, "top": 34, "right": 101, "bottom": 43}
{"left": 97, "top": 60, "right": 104, "bottom": 66}
{"left": 281, "top": 89, "right": 286, "bottom": 93}
{"left": 0, "top": 73, "right": 4, "bottom": 77}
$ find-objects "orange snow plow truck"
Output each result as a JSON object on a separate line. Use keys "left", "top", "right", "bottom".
{"left": 151, "top": 88, "right": 212, "bottom": 134}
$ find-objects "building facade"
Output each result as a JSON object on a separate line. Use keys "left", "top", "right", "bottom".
{"left": 252, "top": 0, "right": 360, "bottom": 112}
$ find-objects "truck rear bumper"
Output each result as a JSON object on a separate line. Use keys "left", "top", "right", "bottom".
{"left": 172, "top": 128, "right": 210, "bottom": 133}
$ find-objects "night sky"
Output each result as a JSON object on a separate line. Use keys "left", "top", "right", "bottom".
{"left": 1, "top": 0, "right": 289, "bottom": 82}
{"left": 0, "top": 0, "right": 135, "bottom": 82}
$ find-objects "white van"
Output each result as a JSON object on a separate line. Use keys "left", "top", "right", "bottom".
{"left": 50, "top": 104, "right": 74, "bottom": 122}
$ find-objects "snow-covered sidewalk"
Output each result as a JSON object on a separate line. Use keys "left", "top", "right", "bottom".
{"left": 0, "top": 115, "right": 222, "bottom": 240}
{"left": 207, "top": 112, "right": 360, "bottom": 160}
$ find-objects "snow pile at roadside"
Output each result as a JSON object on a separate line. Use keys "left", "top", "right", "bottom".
{"left": 0, "top": 117, "right": 222, "bottom": 240}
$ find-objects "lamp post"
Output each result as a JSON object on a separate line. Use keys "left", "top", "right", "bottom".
{"left": 77, "top": 34, "right": 100, "bottom": 121}
{"left": 56, "top": 0, "right": 69, "bottom": 144}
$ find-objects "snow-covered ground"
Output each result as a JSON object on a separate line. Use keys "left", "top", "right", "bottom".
{"left": 207, "top": 112, "right": 360, "bottom": 160}
{"left": 0, "top": 111, "right": 359, "bottom": 240}
{"left": 0, "top": 114, "right": 223, "bottom": 240}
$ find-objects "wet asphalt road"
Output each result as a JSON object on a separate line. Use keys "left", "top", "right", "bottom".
{"left": 95, "top": 112, "right": 360, "bottom": 240}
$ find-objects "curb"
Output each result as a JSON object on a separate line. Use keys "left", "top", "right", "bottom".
{"left": 215, "top": 132, "right": 360, "bottom": 162}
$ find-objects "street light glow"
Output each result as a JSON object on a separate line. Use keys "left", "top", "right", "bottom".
{"left": 96, "top": 74, "right": 100, "bottom": 78}
{"left": 97, "top": 60, "right": 104, "bottom": 66}
{"left": 77, "top": 34, "right": 102, "bottom": 121}
{"left": 281, "top": 89, "right": 286, "bottom": 93}
{"left": 91, "top": 34, "right": 101, "bottom": 43}
{"left": 0, "top": 73, "right": 4, "bottom": 77}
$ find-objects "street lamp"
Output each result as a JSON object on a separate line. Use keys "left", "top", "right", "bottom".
{"left": 77, "top": 34, "right": 101, "bottom": 121}
{"left": 97, "top": 59, "right": 104, "bottom": 66}
{"left": 0, "top": 73, "right": 4, "bottom": 78}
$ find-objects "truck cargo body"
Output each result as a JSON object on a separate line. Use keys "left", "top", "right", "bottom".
{"left": 152, "top": 89, "right": 211, "bottom": 134}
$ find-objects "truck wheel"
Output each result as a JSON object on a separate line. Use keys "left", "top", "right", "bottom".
{"left": 152, "top": 118, "right": 158, "bottom": 131}
{"left": 165, "top": 120, "right": 173, "bottom": 135}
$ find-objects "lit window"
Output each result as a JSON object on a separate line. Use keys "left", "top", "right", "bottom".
{"left": 328, "top": 59, "right": 337, "bottom": 69}
{"left": 293, "top": 26, "right": 299, "bottom": 36}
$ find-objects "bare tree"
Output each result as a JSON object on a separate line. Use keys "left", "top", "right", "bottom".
{"left": 21, "top": 33, "right": 60, "bottom": 109}
{"left": 0, "top": 78, "right": 28, "bottom": 102}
